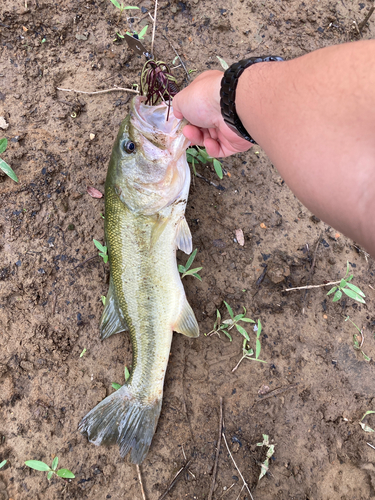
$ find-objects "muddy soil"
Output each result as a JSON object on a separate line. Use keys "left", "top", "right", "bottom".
{"left": 1, "top": 0, "right": 375, "bottom": 499}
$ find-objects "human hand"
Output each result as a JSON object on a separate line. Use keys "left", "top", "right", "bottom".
{"left": 172, "top": 70, "right": 252, "bottom": 158}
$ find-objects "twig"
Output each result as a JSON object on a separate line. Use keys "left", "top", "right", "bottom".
{"left": 158, "top": 460, "right": 191, "bottom": 500}
{"left": 235, "top": 484, "right": 245, "bottom": 500}
{"left": 358, "top": 2, "right": 375, "bottom": 31}
{"left": 284, "top": 280, "right": 341, "bottom": 292}
{"left": 136, "top": 465, "right": 147, "bottom": 500}
{"left": 162, "top": 35, "right": 190, "bottom": 80}
{"left": 222, "top": 425, "right": 254, "bottom": 500}
{"left": 208, "top": 397, "right": 223, "bottom": 500}
{"left": 52, "top": 291, "right": 58, "bottom": 315}
{"left": 195, "top": 172, "right": 219, "bottom": 188}
{"left": 151, "top": 0, "right": 158, "bottom": 57}
{"left": 367, "top": 442, "right": 375, "bottom": 451}
{"left": 56, "top": 86, "right": 139, "bottom": 95}
{"left": 73, "top": 255, "right": 98, "bottom": 270}
{"left": 302, "top": 232, "right": 322, "bottom": 313}
{"left": 254, "top": 384, "right": 298, "bottom": 404}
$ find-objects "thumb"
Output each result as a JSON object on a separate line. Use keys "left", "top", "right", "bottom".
{"left": 172, "top": 94, "right": 184, "bottom": 119}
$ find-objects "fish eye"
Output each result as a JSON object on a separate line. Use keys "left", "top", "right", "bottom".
{"left": 123, "top": 141, "right": 136, "bottom": 154}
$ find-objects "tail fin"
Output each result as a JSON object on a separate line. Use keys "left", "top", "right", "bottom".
{"left": 78, "top": 386, "right": 162, "bottom": 464}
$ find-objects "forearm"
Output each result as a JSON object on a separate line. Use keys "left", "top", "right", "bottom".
{"left": 237, "top": 40, "right": 375, "bottom": 256}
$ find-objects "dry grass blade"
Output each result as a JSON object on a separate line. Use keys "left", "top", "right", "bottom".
{"left": 208, "top": 397, "right": 223, "bottom": 500}
{"left": 222, "top": 426, "right": 254, "bottom": 500}
{"left": 136, "top": 464, "right": 147, "bottom": 500}
{"left": 284, "top": 280, "right": 341, "bottom": 292}
{"left": 56, "top": 87, "right": 139, "bottom": 95}
{"left": 151, "top": 0, "right": 158, "bottom": 56}
{"left": 158, "top": 460, "right": 191, "bottom": 500}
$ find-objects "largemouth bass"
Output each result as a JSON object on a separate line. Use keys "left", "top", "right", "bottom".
{"left": 79, "top": 96, "right": 199, "bottom": 464}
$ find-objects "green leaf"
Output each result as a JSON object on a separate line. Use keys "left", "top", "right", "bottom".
{"left": 186, "top": 148, "right": 198, "bottom": 157}
{"left": 342, "top": 288, "right": 366, "bottom": 304}
{"left": 47, "top": 471, "right": 53, "bottom": 480}
{"left": 0, "top": 138, "right": 7, "bottom": 154}
{"left": 216, "top": 55, "right": 229, "bottom": 70}
{"left": 112, "top": 383, "right": 121, "bottom": 390}
{"left": 347, "top": 274, "right": 354, "bottom": 282}
{"left": 192, "top": 273, "right": 202, "bottom": 281}
{"left": 93, "top": 239, "right": 106, "bottom": 253}
{"left": 138, "top": 25, "right": 148, "bottom": 39}
{"left": 52, "top": 457, "right": 58, "bottom": 471}
{"left": 256, "top": 338, "right": 261, "bottom": 359}
{"left": 332, "top": 290, "right": 342, "bottom": 302}
{"left": 234, "top": 313, "right": 245, "bottom": 321}
{"left": 25, "top": 461, "right": 51, "bottom": 472}
{"left": 246, "top": 348, "right": 254, "bottom": 356}
{"left": 178, "top": 264, "right": 186, "bottom": 273}
{"left": 80, "top": 348, "right": 87, "bottom": 358}
{"left": 101, "top": 295, "right": 106, "bottom": 305}
{"left": 222, "top": 329, "right": 232, "bottom": 342}
{"left": 223, "top": 301, "right": 234, "bottom": 319}
{"left": 339, "top": 279, "right": 347, "bottom": 288}
{"left": 124, "top": 366, "right": 130, "bottom": 381}
{"left": 197, "top": 147, "right": 209, "bottom": 161}
{"left": 240, "top": 317, "right": 255, "bottom": 323}
{"left": 102, "top": 254, "right": 109, "bottom": 264}
{"left": 213, "top": 159, "right": 223, "bottom": 179}
{"left": 361, "top": 410, "right": 375, "bottom": 421}
{"left": 327, "top": 286, "right": 337, "bottom": 296}
{"left": 214, "top": 310, "right": 221, "bottom": 331}
{"left": 346, "top": 282, "right": 365, "bottom": 297}
{"left": 116, "top": 32, "right": 124, "bottom": 38}
{"left": 0, "top": 460, "right": 7, "bottom": 469}
{"left": 182, "top": 267, "right": 203, "bottom": 277}
{"left": 257, "top": 319, "right": 262, "bottom": 337}
{"left": 235, "top": 323, "right": 250, "bottom": 341}
{"left": 185, "top": 248, "right": 197, "bottom": 271}
{"left": 360, "top": 422, "right": 374, "bottom": 433}
{"left": 57, "top": 469, "right": 75, "bottom": 479}
{"left": 123, "top": 5, "right": 140, "bottom": 9}
{"left": 0, "top": 158, "right": 18, "bottom": 182}
{"left": 110, "top": 0, "right": 121, "bottom": 8}
{"left": 362, "top": 351, "right": 371, "bottom": 362}
{"left": 196, "top": 154, "right": 206, "bottom": 163}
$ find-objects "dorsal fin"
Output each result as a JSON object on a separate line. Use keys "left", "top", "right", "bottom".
{"left": 173, "top": 297, "right": 199, "bottom": 338}
{"left": 100, "top": 276, "right": 128, "bottom": 340}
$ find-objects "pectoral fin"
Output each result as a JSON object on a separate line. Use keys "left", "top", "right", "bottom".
{"left": 100, "top": 277, "right": 128, "bottom": 340}
{"left": 176, "top": 217, "right": 192, "bottom": 254}
{"left": 174, "top": 297, "right": 199, "bottom": 338}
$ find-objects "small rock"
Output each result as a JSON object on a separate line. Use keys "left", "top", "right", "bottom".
{"left": 90, "top": 133, "right": 95, "bottom": 141}
{"left": 0, "top": 116, "right": 9, "bottom": 130}
{"left": 267, "top": 260, "right": 290, "bottom": 284}
{"left": 235, "top": 229, "right": 244, "bottom": 246}
{"left": 20, "top": 360, "right": 34, "bottom": 371}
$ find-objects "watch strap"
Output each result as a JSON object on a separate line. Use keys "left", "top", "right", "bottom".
{"left": 220, "top": 56, "right": 284, "bottom": 144}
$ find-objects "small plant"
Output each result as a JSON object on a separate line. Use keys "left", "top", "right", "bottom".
{"left": 93, "top": 239, "right": 108, "bottom": 263}
{"left": 126, "top": 25, "right": 148, "bottom": 40}
{"left": 178, "top": 248, "right": 202, "bottom": 281}
{"left": 232, "top": 319, "right": 267, "bottom": 372}
{"left": 79, "top": 348, "right": 87, "bottom": 358}
{"left": 112, "top": 366, "right": 130, "bottom": 390}
{"left": 0, "top": 138, "right": 18, "bottom": 182}
{"left": 101, "top": 295, "right": 106, "bottom": 305}
{"left": 0, "top": 460, "right": 7, "bottom": 469}
{"left": 256, "top": 434, "right": 275, "bottom": 480}
{"left": 25, "top": 457, "right": 75, "bottom": 481}
{"left": 327, "top": 262, "right": 365, "bottom": 304}
{"left": 346, "top": 316, "right": 371, "bottom": 362}
{"left": 206, "top": 301, "right": 255, "bottom": 341}
{"left": 109, "top": 0, "right": 139, "bottom": 14}
{"left": 186, "top": 146, "right": 223, "bottom": 180}
{"left": 359, "top": 410, "right": 375, "bottom": 433}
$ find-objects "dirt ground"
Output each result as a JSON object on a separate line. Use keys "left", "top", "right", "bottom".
{"left": 1, "top": 0, "right": 375, "bottom": 499}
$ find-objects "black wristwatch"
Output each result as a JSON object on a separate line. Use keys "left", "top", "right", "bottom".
{"left": 220, "top": 56, "right": 284, "bottom": 144}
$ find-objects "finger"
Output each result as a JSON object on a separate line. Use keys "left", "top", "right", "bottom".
{"left": 204, "top": 137, "right": 223, "bottom": 158}
{"left": 182, "top": 124, "right": 205, "bottom": 145}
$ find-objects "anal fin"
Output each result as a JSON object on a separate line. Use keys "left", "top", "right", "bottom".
{"left": 176, "top": 217, "right": 192, "bottom": 254}
{"left": 173, "top": 297, "right": 199, "bottom": 338}
{"left": 100, "top": 276, "right": 128, "bottom": 340}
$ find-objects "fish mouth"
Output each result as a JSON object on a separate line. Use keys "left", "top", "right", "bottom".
{"left": 130, "top": 96, "right": 187, "bottom": 149}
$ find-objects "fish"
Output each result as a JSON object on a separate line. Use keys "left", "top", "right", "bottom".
{"left": 78, "top": 96, "right": 199, "bottom": 464}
